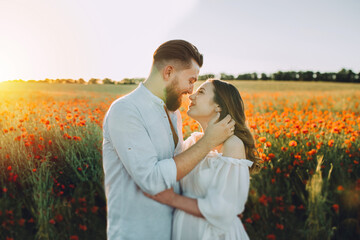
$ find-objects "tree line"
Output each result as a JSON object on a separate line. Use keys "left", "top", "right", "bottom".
{"left": 5, "top": 68, "right": 359, "bottom": 84}
{"left": 211, "top": 68, "right": 359, "bottom": 83}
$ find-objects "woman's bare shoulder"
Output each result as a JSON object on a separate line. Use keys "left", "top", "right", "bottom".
{"left": 221, "top": 135, "right": 246, "bottom": 159}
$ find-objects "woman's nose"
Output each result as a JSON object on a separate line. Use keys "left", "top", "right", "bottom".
{"left": 189, "top": 93, "right": 195, "bottom": 100}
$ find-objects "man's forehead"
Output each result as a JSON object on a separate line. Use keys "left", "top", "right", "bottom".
{"left": 182, "top": 66, "right": 199, "bottom": 76}
{"left": 190, "top": 58, "right": 200, "bottom": 73}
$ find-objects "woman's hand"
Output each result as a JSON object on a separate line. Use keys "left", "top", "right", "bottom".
{"left": 143, "top": 188, "right": 176, "bottom": 206}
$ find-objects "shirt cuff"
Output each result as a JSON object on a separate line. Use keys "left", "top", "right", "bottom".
{"left": 159, "top": 158, "right": 177, "bottom": 189}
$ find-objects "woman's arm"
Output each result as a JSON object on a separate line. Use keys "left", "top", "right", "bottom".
{"left": 144, "top": 188, "right": 204, "bottom": 218}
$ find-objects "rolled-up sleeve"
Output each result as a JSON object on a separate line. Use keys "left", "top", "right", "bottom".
{"left": 106, "top": 100, "right": 177, "bottom": 195}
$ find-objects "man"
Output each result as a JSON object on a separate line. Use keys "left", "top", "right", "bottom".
{"left": 102, "top": 40, "right": 235, "bottom": 240}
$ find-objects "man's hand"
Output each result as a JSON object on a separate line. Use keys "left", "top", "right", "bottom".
{"left": 143, "top": 188, "right": 176, "bottom": 206}
{"left": 173, "top": 113, "right": 235, "bottom": 181}
{"left": 202, "top": 113, "right": 235, "bottom": 149}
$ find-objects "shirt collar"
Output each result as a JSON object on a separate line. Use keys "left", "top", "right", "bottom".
{"left": 138, "top": 82, "right": 165, "bottom": 106}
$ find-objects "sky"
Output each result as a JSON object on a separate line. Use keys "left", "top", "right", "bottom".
{"left": 0, "top": 0, "right": 359, "bottom": 82}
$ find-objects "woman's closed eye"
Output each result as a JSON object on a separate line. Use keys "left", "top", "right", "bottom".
{"left": 197, "top": 88, "right": 205, "bottom": 94}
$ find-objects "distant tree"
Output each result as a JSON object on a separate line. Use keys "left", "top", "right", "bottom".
{"left": 53, "top": 79, "right": 67, "bottom": 84}
{"left": 336, "top": 69, "right": 346, "bottom": 82}
{"left": 260, "top": 73, "right": 268, "bottom": 80}
{"left": 252, "top": 72, "right": 258, "bottom": 80}
{"left": 88, "top": 78, "right": 100, "bottom": 84}
{"left": 220, "top": 73, "right": 235, "bottom": 80}
{"left": 64, "top": 79, "right": 75, "bottom": 84}
{"left": 236, "top": 73, "right": 253, "bottom": 80}
{"left": 102, "top": 78, "right": 114, "bottom": 84}
{"left": 297, "top": 71, "right": 305, "bottom": 81}
{"left": 273, "top": 71, "right": 284, "bottom": 81}
{"left": 301, "top": 71, "right": 314, "bottom": 81}
{"left": 281, "top": 72, "right": 293, "bottom": 81}
{"left": 320, "top": 72, "right": 336, "bottom": 82}
{"left": 287, "top": 71, "right": 298, "bottom": 80}
{"left": 349, "top": 70, "right": 357, "bottom": 82}
{"left": 336, "top": 68, "right": 356, "bottom": 82}
{"left": 314, "top": 72, "right": 321, "bottom": 81}
{"left": 120, "top": 78, "right": 135, "bottom": 84}
{"left": 198, "top": 74, "right": 215, "bottom": 80}
{"left": 118, "top": 78, "right": 145, "bottom": 84}
{"left": 77, "top": 78, "right": 86, "bottom": 84}
{"left": 349, "top": 70, "right": 357, "bottom": 83}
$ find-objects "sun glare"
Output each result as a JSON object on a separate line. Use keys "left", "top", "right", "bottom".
{"left": 0, "top": 74, "right": 9, "bottom": 83}
{"left": 0, "top": 57, "right": 13, "bottom": 82}
{"left": 0, "top": 77, "right": 10, "bottom": 83}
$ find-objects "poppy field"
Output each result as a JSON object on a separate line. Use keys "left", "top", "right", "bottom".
{"left": 0, "top": 81, "right": 359, "bottom": 239}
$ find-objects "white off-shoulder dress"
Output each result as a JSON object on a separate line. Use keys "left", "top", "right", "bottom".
{"left": 172, "top": 132, "right": 253, "bottom": 240}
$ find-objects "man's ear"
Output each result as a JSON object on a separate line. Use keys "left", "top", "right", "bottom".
{"left": 163, "top": 65, "right": 174, "bottom": 81}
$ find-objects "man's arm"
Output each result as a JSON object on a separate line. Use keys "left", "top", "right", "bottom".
{"left": 174, "top": 113, "right": 235, "bottom": 181}
{"left": 144, "top": 189, "right": 203, "bottom": 218}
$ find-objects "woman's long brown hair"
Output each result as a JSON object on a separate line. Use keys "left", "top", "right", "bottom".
{"left": 209, "top": 79, "right": 261, "bottom": 174}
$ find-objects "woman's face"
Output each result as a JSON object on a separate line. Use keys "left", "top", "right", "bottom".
{"left": 187, "top": 81, "right": 219, "bottom": 122}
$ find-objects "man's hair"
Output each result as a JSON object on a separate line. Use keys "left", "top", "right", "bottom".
{"left": 153, "top": 39, "right": 203, "bottom": 70}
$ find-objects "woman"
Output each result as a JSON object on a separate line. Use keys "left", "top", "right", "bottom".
{"left": 145, "top": 79, "right": 261, "bottom": 240}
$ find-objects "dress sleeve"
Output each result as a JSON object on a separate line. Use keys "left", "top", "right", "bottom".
{"left": 197, "top": 155, "right": 253, "bottom": 232}
{"left": 182, "top": 132, "right": 203, "bottom": 151}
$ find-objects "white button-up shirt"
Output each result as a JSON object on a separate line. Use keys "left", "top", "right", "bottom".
{"left": 102, "top": 83, "right": 182, "bottom": 240}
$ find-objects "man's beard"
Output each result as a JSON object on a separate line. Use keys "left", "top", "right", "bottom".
{"left": 165, "top": 78, "right": 183, "bottom": 111}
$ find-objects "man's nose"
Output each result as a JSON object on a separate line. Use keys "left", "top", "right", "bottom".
{"left": 189, "top": 93, "right": 195, "bottom": 100}
{"left": 188, "top": 85, "right": 194, "bottom": 94}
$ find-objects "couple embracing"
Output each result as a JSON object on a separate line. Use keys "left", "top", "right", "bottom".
{"left": 102, "top": 40, "right": 260, "bottom": 240}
